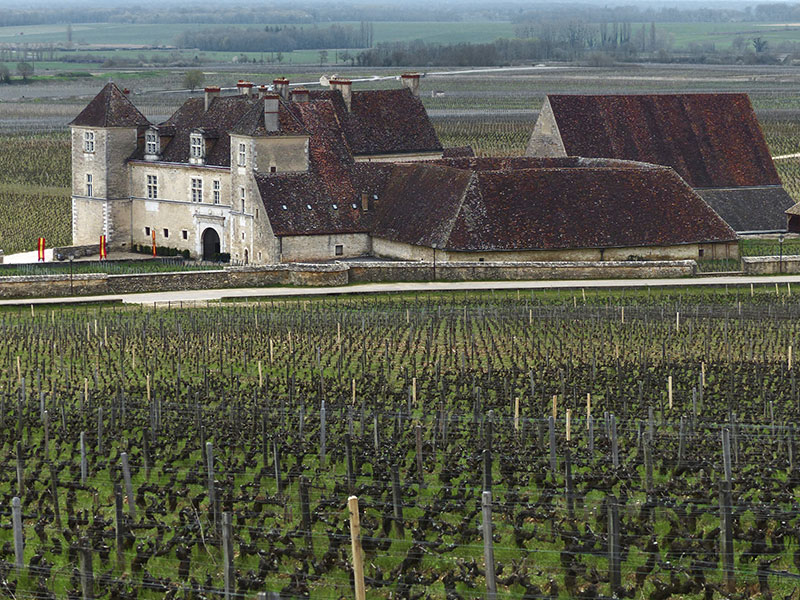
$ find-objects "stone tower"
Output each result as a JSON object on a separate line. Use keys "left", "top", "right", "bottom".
{"left": 69, "top": 82, "right": 149, "bottom": 247}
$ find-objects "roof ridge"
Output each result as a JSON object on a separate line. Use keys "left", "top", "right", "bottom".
{"left": 439, "top": 170, "right": 476, "bottom": 249}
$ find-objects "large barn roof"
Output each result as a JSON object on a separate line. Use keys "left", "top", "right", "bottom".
{"left": 70, "top": 82, "right": 150, "bottom": 128}
{"left": 544, "top": 93, "right": 780, "bottom": 189}
{"left": 371, "top": 159, "right": 736, "bottom": 252}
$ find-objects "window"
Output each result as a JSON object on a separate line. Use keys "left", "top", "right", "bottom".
{"left": 182, "top": 230, "right": 188, "bottom": 240}
{"left": 213, "top": 180, "right": 220, "bottom": 204}
{"left": 163, "top": 228, "right": 169, "bottom": 238}
{"left": 144, "top": 226, "right": 151, "bottom": 236}
{"left": 270, "top": 166, "right": 277, "bottom": 173}
{"left": 335, "top": 244, "right": 343, "bottom": 256}
{"left": 255, "top": 208, "right": 259, "bottom": 219}
{"left": 240, "top": 187, "right": 246, "bottom": 213}
{"left": 86, "top": 174, "right": 93, "bottom": 197}
{"left": 699, "top": 248, "right": 705, "bottom": 258}
{"left": 191, "top": 178, "right": 203, "bottom": 203}
{"left": 146, "top": 175, "right": 158, "bottom": 199}
{"left": 83, "top": 131, "right": 95, "bottom": 153}
{"left": 190, "top": 134, "right": 204, "bottom": 159}
{"left": 238, "top": 142, "right": 246, "bottom": 167}
{"left": 145, "top": 130, "right": 159, "bottom": 156}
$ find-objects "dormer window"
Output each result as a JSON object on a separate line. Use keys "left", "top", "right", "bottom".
{"left": 145, "top": 129, "right": 160, "bottom": 158}
{"left": 83, "top": 131, "right": 95, "bottom": 153}
{"left": 190, "top": 133, "right": 204, "bottom": 163}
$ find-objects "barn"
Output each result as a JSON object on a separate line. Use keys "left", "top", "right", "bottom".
{"left": 527, "top": 93, "right": 793, "bottom": 234}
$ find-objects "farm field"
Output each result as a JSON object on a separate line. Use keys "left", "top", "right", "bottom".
{"left": 0, "top": 287, "right": 800, "bottom": 598}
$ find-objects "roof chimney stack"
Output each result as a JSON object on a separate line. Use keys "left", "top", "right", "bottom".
{"left": 291, "top": 88, "right": 310, "bottom": 103}
{"left": 237, "top": 80, "right": 254, "bottom": 95}
{"left": 329, "top": 78, "right": 352, "bottom": 112}
{"left": 401, "top": 73, "right": 420, "bottom": 97}
{"left": 273, "top": 78, "right": 290, "bottom": 101}
{"left": 204, "top": 86, "right": 220, "bottom": 111}
{"left": 263, "top": 93, "right": 280, "bottom": 132}
{"left": 258, "top": 85, "right": 270, "bottom": 98}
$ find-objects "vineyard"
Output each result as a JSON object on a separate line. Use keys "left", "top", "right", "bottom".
{"left": 0, "top": 288, "right": 798, "bottom": 598}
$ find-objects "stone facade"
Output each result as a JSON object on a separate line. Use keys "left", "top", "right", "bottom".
{"left": 372, "top": 237, "right": 739, "bottom": 263}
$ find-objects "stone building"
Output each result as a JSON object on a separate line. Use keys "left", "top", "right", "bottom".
{"left": 71, "top": 80, "right": 737, "bottom": 264}
{"left": 527, "top": 93, "right": 793, "bottom": 234}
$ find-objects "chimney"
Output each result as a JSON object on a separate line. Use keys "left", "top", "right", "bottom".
{"left": 291, "top": 88, "right": 310, "bottom": 103}
{"left": 204, "top": 86, "right": 220, "bottom": 111}
{"left": 273, "top": 78, "right": 290, "bottom": 101}
{"left": 263, "top": 93, "right": 280, "bottom": 132}
{"left": 401, "top": 73, "right": 420, "bottom": 97}
{"left": 258, "top": 85, "right": 270, "bottom": 98}
{"left": 122, "top": 88, "right": 130, "bottom": 95}
{"left": 237, "top": 80, "right": 253, "bottom": 95}
{"left": 329, "top": 78, "right": 352, "bottom": 112}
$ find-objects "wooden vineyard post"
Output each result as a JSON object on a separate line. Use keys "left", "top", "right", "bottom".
{"left": 644, "top": 440, "right": 654, "bottom": 494}
{"left": 564, "top": 450, "right": 574, "bottom": 520}
{"left": 120, "top": 452, "right": 136, "bottom": 520}
{"left": 348, "top": 496, "right": 366, "bottom": 600}
{"left": 15, "top": 441, "right": 24, "bottom": 496}
{"left": 514, "top": 397, "right": 520, "bottom": 433}
{"left": 608, "top": 494, "right": 621, "bottom": 593}
{"left": 721, "top": 428, "right": 732, "bottom": 485}
{"left": 548, "top": 415, "right": 557, "bottom": 474}
{"left": 12, "top": 496, "right": 23, "bottom": 571}
{"left": 114, "top": 482, "right": 125, "bottom": 567}
{"left": 720, "top": 481, "right": 735, "bottom": 593}
{"left": 391, "top": 465, "right": 404, "bottom": 538}
{"left": 482, "top": 449, "right": 492, "bottom": 492}
{"left": 566, "top": 409, "right": 571, "bottom": 441}
{"left": 586, "top": 393, "right": 591, "bottom": 428}
{"left": 43, "top": 410, "right": 49, "bottom": 459}
{"left": 222, "top": 512, "right": 234, "bottom": 600}
{"left": 667, "top": 376, "right": 673, "bottom": 410}
{"left": 481, "top": 491, "right": 497, "bottom": 600}
{"left": 206, "top": 442, "right": 218, "bottom": 532}
{"left": 80, "top": 537, "right": 95, "bottom": 600}
{"left": 345, "top": 434, "right": 354, "bottom": 493}
{"left": 588, "top": 415, "right": 594, "bottom": 454}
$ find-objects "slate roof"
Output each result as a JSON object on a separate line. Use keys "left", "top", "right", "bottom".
{"left": 697, "top": 187, "right": 794, "bottom": 232}
{"left": 70, "top": 82, "right": 150, "bottom": 128}
{"left": 228, "top": 99, "right": 307, "bottom": 137}
{"left": 308, "top": 88, "right": 442, "bottom": 156}
{"left": 371, "top": 160, "right": 736, "bottom": 251}
{"left": 543, "top": 93, "right": 780, "bottom": 188}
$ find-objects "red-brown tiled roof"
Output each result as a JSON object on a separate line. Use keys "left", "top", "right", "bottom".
{"left": 70, "top": 82, "right": 150, "bottom": 128}
{"left": 544, "top": 93, "right": 780, "bottom": 188}
{"left": 308, "top": 88, "right": 442, "bottom": 156}
{"left": 372, "top": 161, "right": 736, "bottom": 251}
{"left": 228, "top": 98, "right": 308, "bottom": 137}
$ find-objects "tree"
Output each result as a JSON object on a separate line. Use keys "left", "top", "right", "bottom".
{"left": 318, "top": 49, "right": 328, "bottom": 65}
{"left": 16, "top": 62, "right": 33, "bottom": 81}
{"left": 0, "top": 64, "right": 9, "bottom": 84}
{"left": 183, "top": 69, "right": 204, "bottom": 91}
{"left": 276, "top": 51, "right": 283, "bottom": 63}
{"left": 753, "top": 37, "right": 768, "bottom": 53}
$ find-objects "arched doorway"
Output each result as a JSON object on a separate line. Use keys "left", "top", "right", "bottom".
{"left": 201, "top": 228, "right": 220, "bottom": 261}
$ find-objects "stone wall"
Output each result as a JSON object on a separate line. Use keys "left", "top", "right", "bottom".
{"left": 742, "top": 256, "right": 800, "bottom": 274}
{"left": 0, "top": 259, "right": 697, "bottom": 299}
{"left": 347, "top": 260, "right": 697, "bottom": 283}
{"left": 53, "top": 244, "right": 101, "bottom": 260}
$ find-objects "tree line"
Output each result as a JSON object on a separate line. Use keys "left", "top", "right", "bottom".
{"left": 175, "top": 23, "right": 372, "bottom": 53}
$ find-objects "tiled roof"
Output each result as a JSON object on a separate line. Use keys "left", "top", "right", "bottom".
{"left": 372, "top": 161, "right": 736, "bottom": 251}
{"left": 442, "top": 146, "right": 475, "bottom": 158}
{"left": 156, "top": 96, "right": 256, "bottom": 166}
{"left": 308, "top": 88, "right": 442, "bottom": 156}
{"left": 228, "top": 99, "right": 308, "bottom": 137}
{"left": 697, "top": 187, "right": 794, "bottom": 232}
{"left": 544, "top": 93, "right": 780, "bottom": 188}
{"left": 70, "top": 82, "right": 150, "bottom": 128}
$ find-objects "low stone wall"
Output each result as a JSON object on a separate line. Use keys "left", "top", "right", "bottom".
{"left": 53, "top": 244, "right": 100, "bottom": 261}
{"left": 347, "top": 260, "right": 697, "bottom": 283}
{"left": 742, "top": 256, "right": 800, "bottom": 275}
{"left": 0, "top": 259, "right": 697, "bottom": 299}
